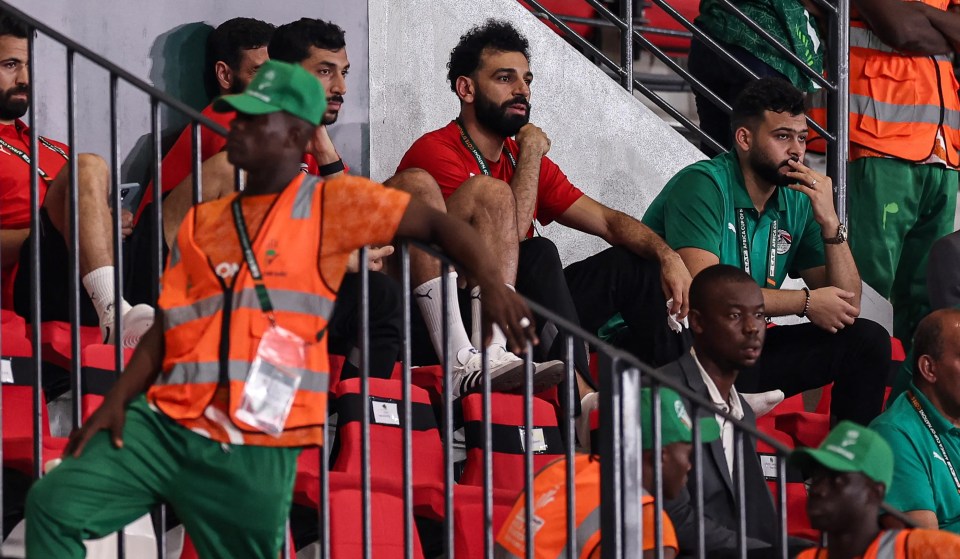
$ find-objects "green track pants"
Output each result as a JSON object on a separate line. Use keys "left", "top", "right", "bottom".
{"left": 848, "top": 157, "right": 958, "bottom": 345}
{"left": 25, "top": 396, "right": 300, "bottom": 559}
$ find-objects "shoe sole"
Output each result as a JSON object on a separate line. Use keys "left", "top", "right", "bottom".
{"left": 474, "top": 359, "right": 565, "bottom": 395}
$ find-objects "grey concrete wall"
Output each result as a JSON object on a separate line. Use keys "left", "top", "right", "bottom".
{"left": 8, "top": 0, "right": 370, "bottom": 182}
{"left": 368, "top": 0, "right": 706, "bottom": 265}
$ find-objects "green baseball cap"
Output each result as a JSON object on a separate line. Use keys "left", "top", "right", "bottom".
{"left": 642, "top": 387, "right": 721, "bottom": 450}
{"left": 788, "top": 421, "right": 894, "bottom": 488}
{"left": 213, "top": 60, "right": 327, "bottom": 126}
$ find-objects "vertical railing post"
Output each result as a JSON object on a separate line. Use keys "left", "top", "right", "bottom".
{"left": 621, "top": 366, "right": 643, "bottom": 558}
{"left": 598, "top": 352, "right": 622, "bottom": 559}
{"left": 359, "top": 247, "right": 372, "bottom": 559}
{"left": 620, "top": 0, "right": 634, "bottom": 92}
{"left": 827, "top": 0, "right": 850, "bottom": 223}
{"left": 401, "top": 242, "right": 414, "bottom": 559}
{"left": 27, "top": 25, "right": 43, "bottom": 484}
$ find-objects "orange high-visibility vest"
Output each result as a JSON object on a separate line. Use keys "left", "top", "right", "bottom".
{"left": 849, "top": 1, "right": 960, "bottom": 163}
{"left": 809, "top": 1, "right": 960, "bottom": 163}
{"left": 148, "top": 174, "right": 332, "bottom": 446}
{"left": 797, "top": 529, "right": 907, "bottom": 558}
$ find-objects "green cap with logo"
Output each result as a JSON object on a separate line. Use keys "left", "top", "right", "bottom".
{"left": 213, "top": 60, "right": 327, "bottom": 126}
{"left": 788, "top": 420, "right": 894, "bottom": 488}
{"left": 642, "top": 387, "right": 721, "bottom": 450}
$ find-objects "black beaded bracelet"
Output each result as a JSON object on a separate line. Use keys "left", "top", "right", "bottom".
{"left": 797, "top": 286, "right": 811, "bottom": 318}
{"left": 318, "top": 159, "right": 345, "bottom": 176}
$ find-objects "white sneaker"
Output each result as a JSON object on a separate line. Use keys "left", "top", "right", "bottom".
{"left": 451, "top": 348, "right": 565, "bottom": 398}
{"left": 576, "top": 391, "right": 600, "bottom": 451}
{"left": 102, "top": 304, "right": 155, "bottom": 349}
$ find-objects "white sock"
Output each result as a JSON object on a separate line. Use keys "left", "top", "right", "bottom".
{"left": 470, "top": 284, "right": 511, "bottom": 352}
{"left": 415, "top": 272, "right": 474, "bottom": 365}
{"left": 82, "top": 266, "right": 130, "bottom": 325}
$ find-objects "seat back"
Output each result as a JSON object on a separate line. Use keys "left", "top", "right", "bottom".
{"left": 459, "top": 393, "right": 565, "bottom": 491}
{"left": 332, "top": 378, "right": 444, "bottom": 489}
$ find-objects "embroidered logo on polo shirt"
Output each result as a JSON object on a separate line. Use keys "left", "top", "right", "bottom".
{"left": 776, "top": 230, "right": 792, "bottom": 255}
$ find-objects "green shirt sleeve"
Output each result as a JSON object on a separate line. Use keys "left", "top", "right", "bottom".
{"left": 661, "top": 169, "right": 725, "bottom": 257}
{"left": 871, "top": 420, "right": 937, "bottom": 514}
{"left": 789, "top": 206, "right": 826, "bottom": 275}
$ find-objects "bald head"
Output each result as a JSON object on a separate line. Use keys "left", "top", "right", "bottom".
{"left": 914, "top": 308, "right": 960, "bottom": 381}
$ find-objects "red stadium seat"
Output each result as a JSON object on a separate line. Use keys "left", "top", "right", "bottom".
{"left": 641, "top": 0, "right": 700, "bottom": 56}
{"left": 459, "top": 393, "right": 566, "bottom": 492}
{"left": 518, "top": 0, "right": 597, "bottom": 38}
{"left": 2, "top": 385, "right": 67, "bottom": 476}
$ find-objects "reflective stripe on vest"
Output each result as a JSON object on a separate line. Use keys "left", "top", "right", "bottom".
{"left": 850, "top": 26, "right": 949, "bottom": 61}
{"left": 873, "top": 530, "right": 901, "bottom": 559}
{"left": 164, "top": 287, "right": 335, "bottom": 330}
{"left": 558, "top": 505, "right": 601, "bottom": 559}
{"left": 160, "top": 360, "right": 329, "bottom": 393}
{"left": 291, "top": 174, "right": 318, "bottom": 219}
{"left": 850, "top": 94, "right": 960, "bottom": 130}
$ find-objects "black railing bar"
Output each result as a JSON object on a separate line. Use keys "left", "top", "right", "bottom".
{"left": 0, "top": 1, "right": 229, "bottom": 137}
{"left": 691, "top": 403, "right": 705, "bottom": 559}
{"left": 631, "top": 76, "right": 728, "bottom": 157}
{"left": 482, "top": 342, "right": 494, "bottom": 559}
{"left": 635, "top": 25, "right": 694, "bottom": 38}
{"left": 109, "top": 74, "right": 124, "bottom": 388}
{"left": 735, "top": 430, "right": 747, "bottom": 559}
{"left": 527, "top": 10, "right": 630, "bottom": 30}
{"left": 320, "top": 414, "right": 330, "bottom": 559}
{"left": 191, "top": 121, "right": 202, "bottom": 205}
{"left": 152, "top": 506, "right": 165, "bottom": 559}
{"left": 523, "top": 0, "right": 625, "bottom": 78}
{"left": 777, "top": 455, "right": 788, "bottom": 559}
{"left": 400, "top": 242, "right": 414, "bottom": 559}
{"left": 598, "top": 354, "right": 624, "bottom": 559}
{"left": 622, "top": 0, "right": 635, "bottom": 92}
{"left": 280, "top": 520, "right": 290, "bottom": 559}
{"left": 441, "top": 263, "right": 455, "bottom": 559}
{"left": 26, "top": 2, "right": 42, "bottom": 488}
{"left": 808, "top": 0, "right": 839, "bottom": 15}
{"left": 652, "top": 382, "right": 664, "bottom": 559}
{"left": 564, "top": 336, "right": 576, "bottom": 559}
{"left": 150, "top": 99, "right": 163, "bottom": 308}
{"left": 359, "top": 247, "right": 372, "bottom": 559}
{"left": 702, "top": 0, "right": 834, "bottom": 89}
{"left": 66, "top": 48, "right": 82, "bottom": 433}
{"left": 407, "top": 240, "right": 792, "bottom": 454}
{"left": 523, "top": 345, "right": 535, "bottom": 559}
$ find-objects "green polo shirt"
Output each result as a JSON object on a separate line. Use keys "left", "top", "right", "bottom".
{"left": 870, "top": 385, "right": 960, "bottom": 533}
{"left": 643, "top": 152, "right": 825, "bottom": 288}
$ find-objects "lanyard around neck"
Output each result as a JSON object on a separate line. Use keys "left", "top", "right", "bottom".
{"left": 231, "top": 197, "right": 276, "bottom": 324}
{"left": 907, "top": 390, "right": 960, "bottom": 494}
{"left": 0, "top": 136, "right": 68, "bottom": 183}
{"left": 736, "top": 208, "right": 779, "bottom": 288}
{"left": 455, "top": 119, "right": 516, "bottom": 176}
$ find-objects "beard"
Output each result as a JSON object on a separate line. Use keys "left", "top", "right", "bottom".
{"left": 322, "top": 95, "right": 343, "bottom": 125}
{"left": 0, "top": 84, "right": 29, "bottom": 121}
{"left": 227, "top": 75, "right": 247, "bottom": 95}
{"left": 474, "top": 91, "right": 530, "bottom": 138}
{"left": 748, "top": 149, "right": 797, "bottom": 187}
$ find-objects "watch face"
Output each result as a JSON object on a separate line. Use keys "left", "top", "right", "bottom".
{"left": 838, "top": 223, "right": 847, "bottom": 242}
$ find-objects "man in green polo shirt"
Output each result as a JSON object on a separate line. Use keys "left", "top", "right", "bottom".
{"left": 870, "top": 308, "right": 960, "bottom": 533}
{"left": 643, "top": 78, "right": 890, "bottom": 426}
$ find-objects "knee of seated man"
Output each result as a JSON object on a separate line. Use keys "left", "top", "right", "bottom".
{"left": 842, "top": 317, "right": 891, "bottom": 350}
{"left": 367, "top": 272, "right": 403, "bottom": 319}
{"left": 77, "top": 153, "right": 109, "bottom": 181}
{"left": 458, "top": 175, "right": 514, "bottom": 209}
{"left": 520, "top": 236, "right": 562, "bottom": 268}
{"left": 384, "top": 168, "right": 440, "bottom": 196}
{"left": 25, "top": 474, "right": 60, "bottom": 520}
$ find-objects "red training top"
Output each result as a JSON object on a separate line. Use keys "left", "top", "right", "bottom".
{"left": 396, "top": 120, "right": 584, "bottom": 237}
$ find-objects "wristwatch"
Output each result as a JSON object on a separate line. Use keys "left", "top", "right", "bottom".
{"left": 822, "top": 223, "right": 847, "bottom": 245}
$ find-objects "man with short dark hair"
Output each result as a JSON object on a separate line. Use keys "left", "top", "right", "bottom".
{"left": 0, "top": 13, "right": 152, "bottom": 347}
{"left": 792, "top": 421, "right": 960, "bottom": 557}
{"left": 870, "top": 308, "right": 960, "bottom": 533}
{"left": 25, "top": 59, "right": 540, "bottom": 558}
{"left": 643, "top": 77, "right": 889, "bottom": 426}
{"left": 396, "top": 19, "right": 692, "bottom": 401}
{"left": 661, "top": 264, "right": 808, "bottom": 558}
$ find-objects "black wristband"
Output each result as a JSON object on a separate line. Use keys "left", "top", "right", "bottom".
{"left": 318, "top": 159, "right": 345, "bottom": 176}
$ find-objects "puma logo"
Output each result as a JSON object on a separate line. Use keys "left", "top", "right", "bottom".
{"left": 415, "top": 289, "right": 433, "bottom": 300}
{"left": 934, "top": 451, "right": 947, "bottom": 465}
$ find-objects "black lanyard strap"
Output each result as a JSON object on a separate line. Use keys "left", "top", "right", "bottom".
{"left": 0, "top": 136, "right": 68, "bottom": 182}
{"left": 736, "top": 208, "right": 778, "bottom": 288}
{"left": 454, "top": 119, "right": 516, "bottom": 176}
{"left": 231, "top": 197, "right": 275, "bottom": 323}
{"left": 908, "top": 390, "right": 960, "bottom": 494}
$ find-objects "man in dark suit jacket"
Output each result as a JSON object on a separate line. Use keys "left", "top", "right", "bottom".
{"left": 660, "top": 264, "right": 811, "bottom": 558}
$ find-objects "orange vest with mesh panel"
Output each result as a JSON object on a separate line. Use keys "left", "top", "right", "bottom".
{"left": 148, "top": 174, "right": 333, "bottom": 447}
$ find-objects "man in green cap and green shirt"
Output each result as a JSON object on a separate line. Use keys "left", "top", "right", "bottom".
{"left": 791, "top": 421, "right": 960, "bottom": 558}
{"left": 870, "top": 308, "right": 960, "bottom": 534}
{"left": 643, "top": 77, "right": 889, "bottom": 427}
{"left": 23, "top": 60, "right": 541, "bottom": 558}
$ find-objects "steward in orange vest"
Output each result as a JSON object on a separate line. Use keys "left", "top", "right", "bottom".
{"left": 494, "top": 387, "right": 719, "bottom": 559}
{"left": 24, "top": 60, "right": 540, "bottom": 559}
{"left": 792, "top": 422, "right": 960, "bottom": 559}
{"left": 822, "top": 0, "right": 960, "bottom": 345}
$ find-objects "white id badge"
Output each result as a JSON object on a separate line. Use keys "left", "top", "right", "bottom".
{"left": 235, "top": 325, "right": 307, "bottom": 436}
